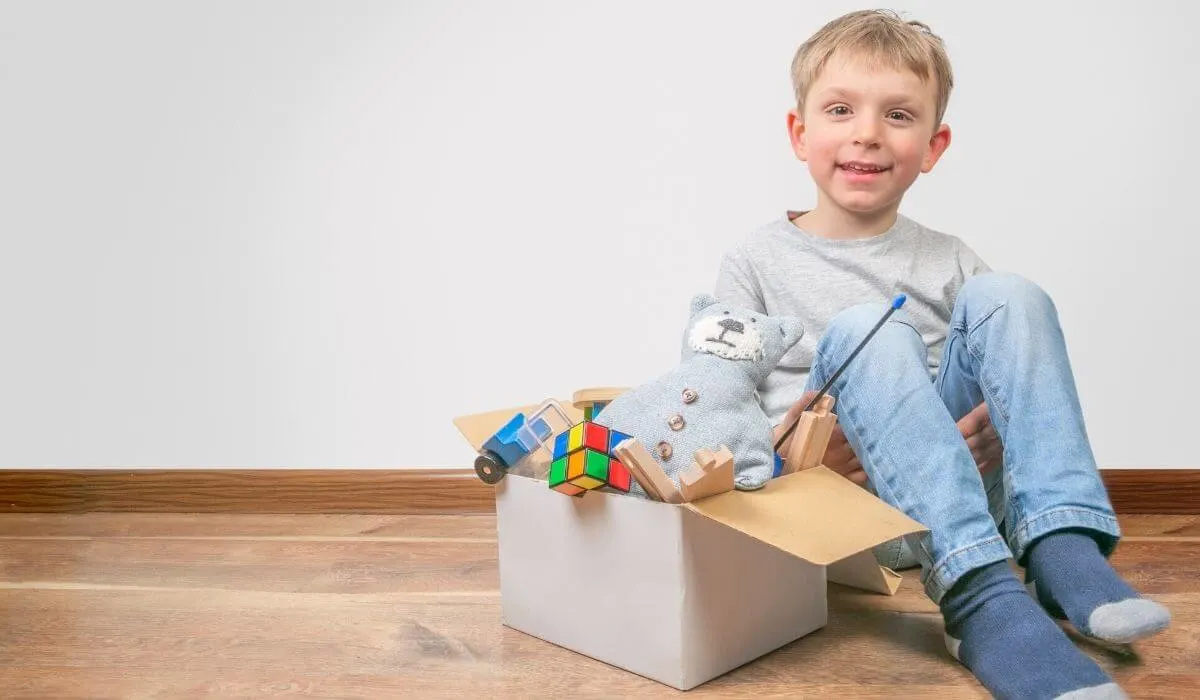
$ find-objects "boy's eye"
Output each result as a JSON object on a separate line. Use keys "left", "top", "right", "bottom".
{"left": 888, "top": 110, "right": 913, "bottom": 122}
{"left": 827, "top": 105, "right": 850, "bottom": 116}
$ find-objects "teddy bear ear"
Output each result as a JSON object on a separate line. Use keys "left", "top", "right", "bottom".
{"left": 689, "top": 293, "right": 718, "bottom": 317}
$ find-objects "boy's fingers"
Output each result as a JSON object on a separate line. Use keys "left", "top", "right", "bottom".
{"left": 957, "top": 402, "right": 990, "bottom": 438}
{"left": 965, "top": 427, "right": 1001, "bottom": 449}
{"left": 777, "top": 391, "right": 819, "bottom": 441}
{"left": 827, "top": 455, "right": 861, "bottom": 476}
{"left": 971, "top": 443, "right": 1003, "bottom": 467}
{"left": 845, "top": 469, "right": 869, "bottom": 486}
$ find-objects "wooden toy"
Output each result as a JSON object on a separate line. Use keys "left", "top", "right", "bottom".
{"left": 547, "top": 420, "right": 634, "bottom": 496}
{"left": 572, "top": 387, "right": 629, "bottom": 421}
{"left": 611, "top": 438, "right": 684, "bottom": 504}
{"left": 678, "top": 446, "right": 735, "bottom": 502}
{"left": 772, "top": 294, "right": 905, "bottom": 479}
{"left": 782, "top": 395, "right": 837, "bottom": 475}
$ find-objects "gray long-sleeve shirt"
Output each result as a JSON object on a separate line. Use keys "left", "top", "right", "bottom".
{"left": 714, "top": 210, "right": 991, "bottom": 425}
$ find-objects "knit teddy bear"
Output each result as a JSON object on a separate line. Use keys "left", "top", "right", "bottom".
{"left": 593, "top": 293, "right": 805, "bottom": 494}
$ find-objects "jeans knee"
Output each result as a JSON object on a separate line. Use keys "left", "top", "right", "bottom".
{"left": 822, "top": 302, "right": 924, "bottom": 362}
{"left": 960, "top": 272, "right": 1055, "bottom": 315}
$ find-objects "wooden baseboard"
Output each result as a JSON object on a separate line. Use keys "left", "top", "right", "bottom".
{"left": 1098, "top": 469, "right": 1200, "bottom": 515}
{"left": 0, "top": 468, "right": 1196, "bottom": 514}
{"left": 0, "top": 469, "right": 494, "bottom": 514}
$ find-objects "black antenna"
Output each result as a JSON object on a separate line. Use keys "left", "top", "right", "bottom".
{"left": 773, "top": 295, "right": 907, "bottom": 453}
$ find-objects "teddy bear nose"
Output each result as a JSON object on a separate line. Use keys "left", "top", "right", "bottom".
{"left": 719, "top": 318, "right": 744, "bottom": 334}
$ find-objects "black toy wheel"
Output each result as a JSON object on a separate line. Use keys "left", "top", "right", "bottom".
{"left": 474, "top": 453, "right": 506, "bottom": 484}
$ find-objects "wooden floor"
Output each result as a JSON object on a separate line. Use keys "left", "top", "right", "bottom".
{"left": 1, "top": 513, "right": 1197, "bottom": 699}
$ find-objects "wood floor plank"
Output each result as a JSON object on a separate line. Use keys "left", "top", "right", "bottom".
{"left": 0, "top": 513, "right": 498, "bottom": 539}
{"left": 1108, "top": 541, "right": 1200, "bottom": 594}
{"left": 0, "top": 539, "right": 498, "bottom": 593}
{"left": 2, "top": 512, "right": 1193, "bottom": 541}
{"left": 1116, "top": 514, "right": 1200, "bottom": 537}
{"left": 1, "top": 588, "right": 1193, "bottom": 697}
{"left": 0, "top": 513, "right": 1196, "bottom": 697}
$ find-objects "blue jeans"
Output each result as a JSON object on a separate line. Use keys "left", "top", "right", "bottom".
{"left": 803, "top": 272, "right": 1121, "bottom": 604}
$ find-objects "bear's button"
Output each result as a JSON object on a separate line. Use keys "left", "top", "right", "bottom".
{"left": 668, "top": 414, "right": 685, "bottom": 431}
{"left": 656, "top": 441, "right": 673, "bottom": 459}
{"left": 682, "top": 388, "right": 698, "bottom": 404}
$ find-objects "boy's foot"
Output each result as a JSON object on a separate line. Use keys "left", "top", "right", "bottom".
{"left": 1025, "top": 529, "right": 1171, "bottom": 644}
{"left": 941, "top": 560, "right": 1126, "bottom": 699}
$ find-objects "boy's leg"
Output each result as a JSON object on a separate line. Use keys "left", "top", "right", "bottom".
{"left": 804, "top": 304, "right": 1009, "bottom": 601}
{"left": 807, "top": 303, "right": 1121, "bottom": 699}
{"left": 936, "top": 272, "right": 1169, "bottom": 643}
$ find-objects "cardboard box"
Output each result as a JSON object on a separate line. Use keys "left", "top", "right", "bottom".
{"left": 454, "top": 402, "right": 927, "bottom": 690}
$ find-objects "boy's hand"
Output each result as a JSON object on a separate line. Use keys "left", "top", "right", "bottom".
{"left": 773, "top": 391, "right": 868, "bottom": 486}
{"left": 774, "top": 395, "right": 1003, "bottom": 487}
{"left": 958, "top": 401, "right": 1003, "bottom": 474}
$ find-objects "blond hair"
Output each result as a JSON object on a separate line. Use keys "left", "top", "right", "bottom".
{"left": 790, "top": 9, "right": 954, "bottom": 127}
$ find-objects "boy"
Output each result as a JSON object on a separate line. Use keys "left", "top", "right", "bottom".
{"left": 714, "top": 10, "right": 1169, "bottom": 699}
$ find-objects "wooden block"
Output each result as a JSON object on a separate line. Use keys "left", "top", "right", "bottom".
{"left": 679, "top": 445, "right": 735, "bottom": 502}
{"left": 798, "top": 413, "right": 837, "bottom": 471}
{"left": 612, "top": 438, "right": 683, "bottom": 504}
{"left": 693, "top": 448, "right": 717, "bottom": 472}
{"left": 571, "top": 387, "right": 630, "bottom": 410}
{"left": 679, "top": 464, "right": 707, "bottom": 489}
{"left": 782, "top": 412, "right": 819, "bottom": 475}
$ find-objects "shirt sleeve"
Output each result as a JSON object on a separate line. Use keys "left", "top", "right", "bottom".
{"left": 958, "top": 239, "right": 992, "bottom": 278}
{"left": 714, "top": 249, "right": 767, "bottom": 313}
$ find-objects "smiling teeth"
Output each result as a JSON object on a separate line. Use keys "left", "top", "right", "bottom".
{"left": 844, "top": 164, "right": 885, "bottom": 172}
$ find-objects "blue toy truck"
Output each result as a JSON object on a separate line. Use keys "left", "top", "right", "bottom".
{"left": 474, "top": 399, "right": 572, "bottom": 484}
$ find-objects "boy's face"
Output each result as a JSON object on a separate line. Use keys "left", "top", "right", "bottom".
{"left": 787, "top": 53, "right": 951, "bottom": 220}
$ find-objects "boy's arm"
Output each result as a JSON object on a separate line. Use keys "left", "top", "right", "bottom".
{"left": 958, "top": 239, "right": 992, "bottom": 278}
{"left": 713, "top": 250, "right": 767, "bottom": 313}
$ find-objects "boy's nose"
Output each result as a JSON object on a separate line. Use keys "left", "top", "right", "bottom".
{"left": 853, "top": 119, "right": 881, "bottom": 146}
{"left": 719, "top": 318, "right": 745, "bottom": 334}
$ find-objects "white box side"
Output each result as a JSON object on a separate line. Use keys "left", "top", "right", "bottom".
{"left": 679, "top": 507, "right": 828, "bottom": 690}
{"left": 495, "top": 476, "right": 689, "bottom": 687}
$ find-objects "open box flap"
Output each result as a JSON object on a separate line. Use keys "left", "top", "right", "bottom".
{"left": 684, "top": 467, "right": 927, "bottom": 568}
{"left": 826, "top": 551, "right": 904, "bottom": 595}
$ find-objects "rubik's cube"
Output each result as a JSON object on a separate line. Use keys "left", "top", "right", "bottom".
{"left": 548, "top": 421, "right": 633, "bottom": 496}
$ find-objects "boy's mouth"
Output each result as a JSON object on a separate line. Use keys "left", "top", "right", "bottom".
{"left": 838, "top": 161, "right": 891, "bottom": 174}
{"left": 838, "top": 161, "right": 891, "bottom": 183}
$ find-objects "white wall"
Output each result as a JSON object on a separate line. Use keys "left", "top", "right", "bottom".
{"left": 1, "top": 1, "right": 1196, "bottom": 469}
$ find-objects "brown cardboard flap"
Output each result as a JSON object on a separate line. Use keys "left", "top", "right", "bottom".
{"left": 827, "top": 550, "right": 903, "bottom": 595}
{"left": 684, "top": 467, "right": 927, "bottom": 567}
{"left": 452, "top": 402, "right": 585, "bottom": 452}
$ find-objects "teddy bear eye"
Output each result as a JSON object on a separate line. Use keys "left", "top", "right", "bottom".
{"left": 723, "top": 311, "right": 730, "bottom": 315}
{"left": 750, "top": 318, "right": 756, "bottom": 323}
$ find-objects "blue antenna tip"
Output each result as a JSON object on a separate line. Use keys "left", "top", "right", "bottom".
{"left": 893, "top": 294, "right": 906, "bottom": 309}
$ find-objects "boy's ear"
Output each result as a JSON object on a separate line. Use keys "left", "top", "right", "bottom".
{"left": 921, "top": 122, "right": 953, "bottom": 173}
{"left": 787, "top": 108, "right": 808, "bottom": 162}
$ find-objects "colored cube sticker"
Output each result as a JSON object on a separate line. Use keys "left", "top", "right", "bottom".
{"left": 608, "top": 459, "right": 631, "bottom": 492}
{"left": 609, "top": 429, "right": 632, "bottom": 452}
{"left": 546, "top": 420, "right": 632, "bottom": 495}
{"left": 568, "top": 423, "right": 585, "bottom": 452}
{"left": 583, "top": 422, "right": 608, "bottom": 453}
{"left": 553, "top": 431, "right": 570, "bottom": 460}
